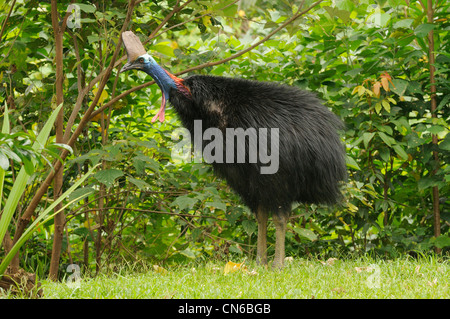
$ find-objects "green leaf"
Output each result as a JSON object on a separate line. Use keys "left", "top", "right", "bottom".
{"left": 73, "top": 227, "right": 94, "bottom": 241}
{"left": 94, "top": 169, "right": 124, "bottom": 188}
{"left": 414, "top": 23, "right": 435, "bottom": 38}
{"left": 206, "top": 201, "right": 227, "bottom": 213}
{"left": 391, "top": 79, "right": 408, "bottom": 96}
{"left": 293, "top": 227, "right": 318, "bottom": 241}
{"left": 67, "top": 187, "right": 95, "bottom": 203}
{"left": 1, "top": 147, "right": 21, "bottom": 163}
{"left": 242, "top": 220, "right": 256, "bottom": 236}
{"left": 0, "top": 152, "right": 9, "bottom": 171}
{"left": 406, "top": 133, "right": 426, "bottom": 148}
{"left": 335, "top": 9, "right": 351, "bottom": 23}
{"left": 127, "top": 176, "right": 150, "bottom": 190}
{"left": 133, "top": 158, "right": 145, "bottom": 175}
{"left": 179, "top": 248, "right": 196, "bottom": 259}
{"left": 417, "top": 177, "right": 438, "bottom": 191}
{"left": 378, "top": 132, "right": 396, "bottom": 147}
{"left": 51, "top": 143, "right": 74, "bottom": 154}
{"left": 393, "top": 144, "right": 408, "bottom": 160}
{"left": 22, "top": 155, "right": 35, "bottom": 175}
{"left": 77, "top": 3, "right": 96, "bottom": 13}
{"left": 87, "top": 35, "right": 100, "bottom": 44}
{"left": 134, "top": 154, "right": 160, "bottom": 172}
{"left": 428, "top": 125, "right": 445, "bottom": 135}
{"left": 437, "top": 94, "right": 449, "bottom": 111}
{"left": 153, "top": 43, "right": 174, "bottom": 57}
{"left": 406, "top": 81, "right": 423, "bottom": 95}
{"left": 439, "top": 135, "right": 450, "bottom": 151}
{"left": 229, "top": 244, "right": 243, "bottom": 254}
{"left": 393, "top": 19, "right": 414, "bottom": 29}
{"left": 0, "top": 102, "right": 9, "bottom": 213}
{"left": 379, "top": 147, "right": 390, "bottom": 162}
{"left": 346, "top": 155, "right": 360, "bottom": 170}
{"left": 375, "top": 102, "right": 382, "bottom": 114}
{"left": 363, "top": 132, "right": 375, "bottom": 148}
{"left": 382, "top": 100, "right": 391, "bottom": 112}
{"left": 171, "top": 195, "right": 198, "bottom": 210}
{"left": 264, "top": 21, "right": 278, "bottom": 29}
{"left": 368, "top": 12, "right": 391, "bottom": 27}
{"left": 226, "top": 208, "right": 242, "bottom": 225}
{"left": 221, "top": 4, "right": 238, "bottom": 17}
{"left": 2, "top": 102, "right": 10, "bottom": 134}
{"left": 345, "top": 68, "right": 363, "bottom": 77}
{"left": 435, "top": 235, "right": 450, "bottom": 249}
{"left": 336, "top": 0, "right": 355, "bottom": 11}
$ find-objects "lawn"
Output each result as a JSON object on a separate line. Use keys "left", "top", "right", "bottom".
{"left": 39, "top": 256, "right": 449, "bottom": 299}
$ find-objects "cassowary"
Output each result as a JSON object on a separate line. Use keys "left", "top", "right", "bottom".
{"left": 120, "top": 32, "right": 346, "bottom": 269}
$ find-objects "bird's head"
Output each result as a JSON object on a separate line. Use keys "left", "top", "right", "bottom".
{"left": 121, "top": 53, "right": 190, "bottom": 122}
{"left": 120, "top": 53, "right": 157, "bottom": 72}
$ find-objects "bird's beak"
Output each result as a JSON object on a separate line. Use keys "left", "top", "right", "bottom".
{"left": 120, "top": 61, "right": 136, "bottom": 73}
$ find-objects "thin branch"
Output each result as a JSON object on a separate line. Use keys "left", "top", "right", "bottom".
{"left": 426, "top": 0, "right": 441, "bottom": 254}
{"left": 81, "top": 207, "right": 228, "bottom": 221}
{"left": 48, "top": 0, "right": 66, "bottom": 280}
{"left": 0, "top": 0, "right": 16, "bottom": 43}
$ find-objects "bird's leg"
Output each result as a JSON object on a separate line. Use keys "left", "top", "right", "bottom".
{"left": 255, "top": 207, "right": 268, "bottom": 266}
{"left": 272, "top": 211, "right": 289, "bottom": 270}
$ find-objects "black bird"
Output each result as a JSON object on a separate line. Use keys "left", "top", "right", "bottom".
{"left": 121, "top": 33, "right": 347, "bottom": 269}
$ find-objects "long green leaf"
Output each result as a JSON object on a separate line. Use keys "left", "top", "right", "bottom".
{"left": 0, "top": 164, "right": 98, "bottom": 276}
{"left": 0, "top": 104, "right": 63, "bottom": 251}
{"left": 0, "top": 102, "right": 10, "bottom": 213}
{"left": 2, "top": 102, "right": 10, "bottom": 134}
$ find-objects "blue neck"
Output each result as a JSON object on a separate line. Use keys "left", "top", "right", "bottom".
{"left": 142, "top": 59, "right": 177, "bottom": 99}
{"left": 136, "top": 55, "right": 190, "bottom": 122}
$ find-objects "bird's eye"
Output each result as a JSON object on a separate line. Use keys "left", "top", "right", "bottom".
{"left": 138, "top": 58, "right": 144, "bottom": 63}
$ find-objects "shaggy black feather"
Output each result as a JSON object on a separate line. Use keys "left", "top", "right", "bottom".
{"left": 169, "top": 75, "right": 347, "bottom": 215}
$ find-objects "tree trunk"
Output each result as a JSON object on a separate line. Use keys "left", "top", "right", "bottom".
{"left": 48, "top": 0, "right": 66, "bottom": 280}
{"left": 426, "top": 0, "right": 441, "bottom": 254}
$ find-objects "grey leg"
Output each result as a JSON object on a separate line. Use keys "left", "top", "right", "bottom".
{"left": 272, "top": 211, "right": 289, "bottom": 269}
{"left": 255, "top": 207, "right": 268, "bottom": 265}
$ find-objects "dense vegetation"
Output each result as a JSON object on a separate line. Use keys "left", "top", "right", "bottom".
{"left": 0, "top": 0, "right": 448, "bottom": 283}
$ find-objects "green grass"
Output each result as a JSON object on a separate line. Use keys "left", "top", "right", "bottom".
{"left": 38, "top": 256, "right": 449, "bottom": 299}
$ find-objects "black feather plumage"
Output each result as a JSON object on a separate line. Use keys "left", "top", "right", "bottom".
{"left": 169, "top": 75, "right": 347, "bottom": 213}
